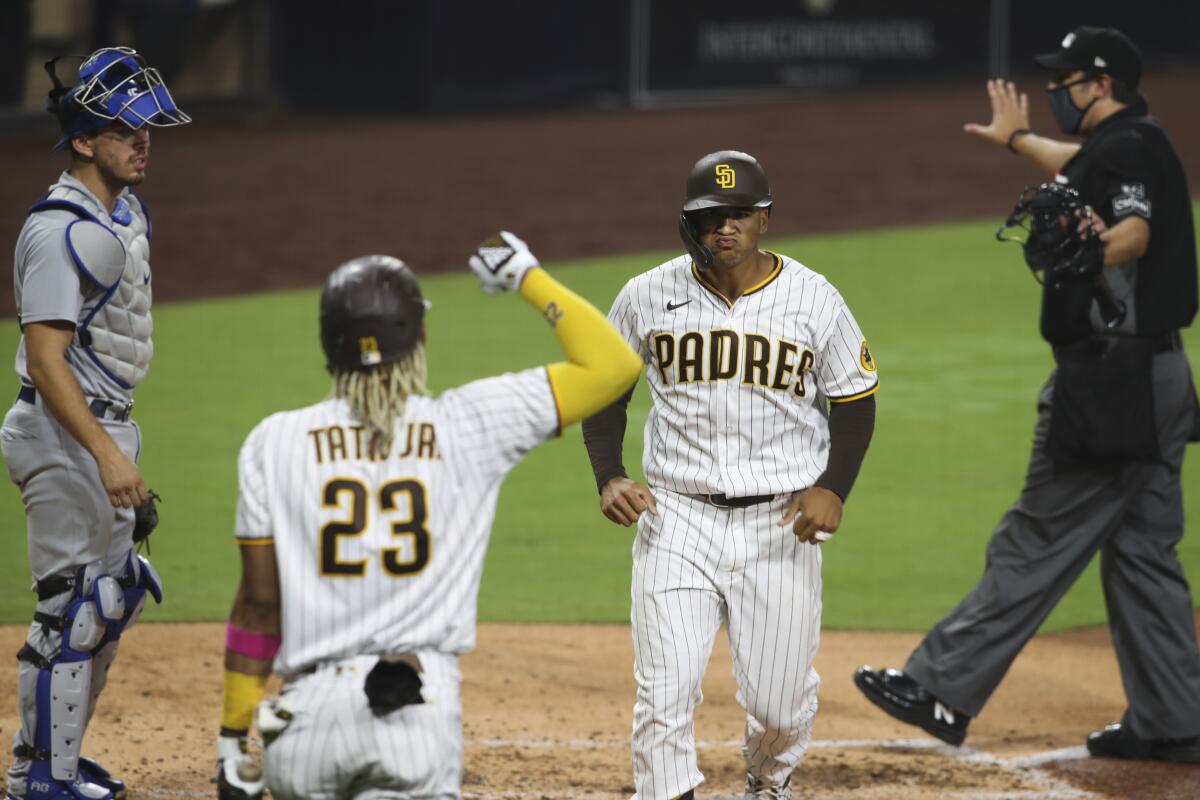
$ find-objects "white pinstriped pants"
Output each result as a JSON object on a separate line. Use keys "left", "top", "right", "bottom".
{"left": 264, "top": 652, "right": 463, "bottom": 800}
{"left": 631, "top": 490, "right": 822, "bottom": 800}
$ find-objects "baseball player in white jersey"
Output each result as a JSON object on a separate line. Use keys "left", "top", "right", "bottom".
{"left": 3, "top": 48, "right": 188, "bottom": 800}
{"left": 214, "top": 233, "right": 641, "bottom": 800}
{"left": 582, "top": 151, "right": 879, "bottom": 800}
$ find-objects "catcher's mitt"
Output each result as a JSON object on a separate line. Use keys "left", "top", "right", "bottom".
{"left": 133, "top": 489, "right": 161, "bottom": 550}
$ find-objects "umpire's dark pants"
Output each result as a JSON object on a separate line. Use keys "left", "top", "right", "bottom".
{"left": 905, "top": 349, "right": 1200, "bottom": 740}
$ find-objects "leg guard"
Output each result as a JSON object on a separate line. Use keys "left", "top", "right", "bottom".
{"left": 16, "top": 562, "right": 126, "bottom": 787}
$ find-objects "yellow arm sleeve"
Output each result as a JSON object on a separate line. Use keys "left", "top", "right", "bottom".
{"left": 518, "top": 268, "right": 642, "bottom": 428}
{"left": 221, "top": 670, "right": 268, "bottom": 733}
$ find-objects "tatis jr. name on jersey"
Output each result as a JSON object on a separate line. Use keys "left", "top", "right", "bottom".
{"left": 652, "top": 329, "right": 815, "bottom": 396}
{"left": 307, "top": 422, "right": 440, "bottom": 464}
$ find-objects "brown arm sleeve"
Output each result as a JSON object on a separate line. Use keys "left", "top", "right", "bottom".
{"left": 581, "top": 385, "right": 635, "bottom": 491}
{"left": 813, "top": 394, "right": 876, "bottom": 501}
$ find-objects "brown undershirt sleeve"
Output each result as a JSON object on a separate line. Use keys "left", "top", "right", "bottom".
{"left": 581, "top": 386, "right": 635, "bottom": 492}
{"left": 813, "top": 394, "right": 876, "bottom": 501}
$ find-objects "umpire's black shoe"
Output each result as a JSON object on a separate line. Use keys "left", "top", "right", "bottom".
{"left": 853, "top": 666, "right": 970, "bottom": 746}
{"left": 1086, "top": 722, "right": 1200, "bottom": 763}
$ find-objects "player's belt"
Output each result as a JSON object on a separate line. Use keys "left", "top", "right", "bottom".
{"left": 16, "top": 385, "right": 134, "bottom": 422}
{"left": 693, "top": 492, "right": 775, "bottom": 508}
{"left": 1055, "top": 331, "right": 1182, "bottom": 362}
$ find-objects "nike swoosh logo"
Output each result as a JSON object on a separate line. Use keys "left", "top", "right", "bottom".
{"left": 666, "top": 300, "right": 691, "bottom": 311}
{"left": 143, "top": 272, "right": 151, "bottom": 285}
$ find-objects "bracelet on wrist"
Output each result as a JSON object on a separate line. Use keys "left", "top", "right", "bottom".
{"left": 1007, "top": 128, "right": 1032, "bottom": 154}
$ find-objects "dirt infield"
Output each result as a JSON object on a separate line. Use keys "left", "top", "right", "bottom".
{"left": 2, "top": 620, "right": 1198, "bottom": 799}
{"left": 1, "top": 69, "right": 1199, "bottom": 312}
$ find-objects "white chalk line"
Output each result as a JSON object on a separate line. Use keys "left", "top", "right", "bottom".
{"left": 462, "top": 737, "right": 1097, "bottom": 800}
{"left": 134, "top": 739, "right": 1096, "bottom": 800}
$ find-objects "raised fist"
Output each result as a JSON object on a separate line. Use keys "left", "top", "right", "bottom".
{"left": 468, "top": 231, "right": 539, "bottom": 294}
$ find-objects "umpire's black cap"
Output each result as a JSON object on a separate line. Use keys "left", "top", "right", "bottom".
{"left": 320, "top": 255, "right": 428, "bottom": 373}
{"left": 682, "top": 150, "right": 772, "bottom": 212}
{"left": 1034, "top": 26, "right": 1142, "bottom": 88}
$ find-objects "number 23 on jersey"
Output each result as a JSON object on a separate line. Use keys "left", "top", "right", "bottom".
{"left": 319, "top": 477, "right": 431, "bottom": 577}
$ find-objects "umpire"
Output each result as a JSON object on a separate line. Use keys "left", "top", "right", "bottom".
{"left": 855, "top": 26, "right": 1200, "bottom": 762}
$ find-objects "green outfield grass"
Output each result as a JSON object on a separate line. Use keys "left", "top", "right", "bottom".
{"left": 1, "top": 212, "right": 1198, "bottom": 632}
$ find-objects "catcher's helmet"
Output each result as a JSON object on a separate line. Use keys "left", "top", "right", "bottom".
{"left": 997, "top": 182, "right": 1101, "bottom": 284}
{"left": 679, "top": 150, "right": 772, "bottom": 270}
{"left": 46, "top": 46, "right": 190, "bottom": 152}
{"left": 996, "top": 181, "right": 1125, "bottom": 328}
{"left": 320, "top": 256, "right": 429, "bottom": 373}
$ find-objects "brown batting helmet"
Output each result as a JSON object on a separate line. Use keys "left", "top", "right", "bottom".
{"left": 320, "top": 255, "right": 428, "bottom": 373}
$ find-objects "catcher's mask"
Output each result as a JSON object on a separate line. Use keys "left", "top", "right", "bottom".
{"left": 996, "top": 182, "right": 1103, "bottom": 285}
{"left": 320, "top": 256, "right": 430, "bottom": 374}
{"left": 996, "top": 181, "right": 1125, "bottom": 326}
{"left": 46, "top": 46, "right": 191, "bottom": 152}
{"left": 679, "top": 150, "right": 773, "bottom": 270}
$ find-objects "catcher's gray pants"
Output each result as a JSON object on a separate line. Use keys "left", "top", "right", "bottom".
{"left": 1, "top": 395, "right": 140, "bottom": 756}
{"left": 905, "top": 350, "right": 1200, "bottom": 740}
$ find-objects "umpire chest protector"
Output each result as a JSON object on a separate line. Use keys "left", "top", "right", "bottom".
{"left": 30, "top": 178, "right": 154, "bottom": 389}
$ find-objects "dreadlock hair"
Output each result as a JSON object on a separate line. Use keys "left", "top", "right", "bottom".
{"left": 330, "top": 343, "right": 428, "bottom": 452}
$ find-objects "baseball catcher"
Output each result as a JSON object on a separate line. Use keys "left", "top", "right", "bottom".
{"left": 3, "top": 45, "right": 185, "bottom": 800}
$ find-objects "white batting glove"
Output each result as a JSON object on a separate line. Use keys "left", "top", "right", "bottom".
{"left": 468, "top": 231, "right": 539, "bottom": 294}
{"left": 256, "top": 697, "right": 295, "bottom": 745}
{"left": 216, "top": 735, "right": 264, "bottom": 800}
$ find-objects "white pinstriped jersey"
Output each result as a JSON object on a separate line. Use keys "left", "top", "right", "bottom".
{"left": 234, "top": 368, "right": 558, "bottom": 675}
{"left": 611, "top": 252, "right": 877, "bottom": 496}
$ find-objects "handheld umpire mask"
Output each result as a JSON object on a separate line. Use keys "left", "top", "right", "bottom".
{"left": 320, "top": 256, "right": 429, "bottom": 373}
{"left": 679, "top": 150, "right": 773, "bottom": 270}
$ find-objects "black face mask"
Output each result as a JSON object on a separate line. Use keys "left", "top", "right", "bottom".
{"left": 1047, "top": 77, "right": 1098, "bottom": 135}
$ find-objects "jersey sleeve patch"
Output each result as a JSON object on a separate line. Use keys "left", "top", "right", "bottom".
{"left": 859, "top": 340, "right": 877, "bottom": 373}
{"left": 1111, "top": 182, "right": 1151, "bottom": 220}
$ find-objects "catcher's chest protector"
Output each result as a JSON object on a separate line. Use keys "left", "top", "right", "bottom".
{"left": 34, "top": 181, "right": 154, "bottom": 388}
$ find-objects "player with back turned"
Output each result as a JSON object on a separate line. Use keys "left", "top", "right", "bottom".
{"left": 855, "top": 26, "right": 1200, "bottom": 763}
{"left": 214, "top": 234, "right": 641, "bottom": 799}
{"left": 582, "top": 151, "right": 878, "bottom": 799}
{"left": 3, "top": 47, "right": 187, "bottom": 800}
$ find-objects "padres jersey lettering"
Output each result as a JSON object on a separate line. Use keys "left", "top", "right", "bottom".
{"left": 610, "top": 254, "right": 878, "bottom": 496}
{"left": 235, "top": 368, "right": 558, "bottom": 675}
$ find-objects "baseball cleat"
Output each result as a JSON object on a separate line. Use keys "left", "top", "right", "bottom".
{"left": 1086, "top": 722, "right": 1200, "bottom": 763}
{"left": 853, "top": 666, "right": 970, "bottom": 746}
{"left": 12, "top": 778, "right": 112, "bottom": 800}
{"left": 8, "top": 758, "right": 122, "bottom": 800}
{"left": 744, "top": 773, "right": 791, "bottom": 800}
{"left": 75, "top": 760, "right": 125, "bottom": 800}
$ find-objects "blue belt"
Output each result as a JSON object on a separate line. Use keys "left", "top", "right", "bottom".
{"left": 17, "top": 385, "right": 134, "bottom": 422}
